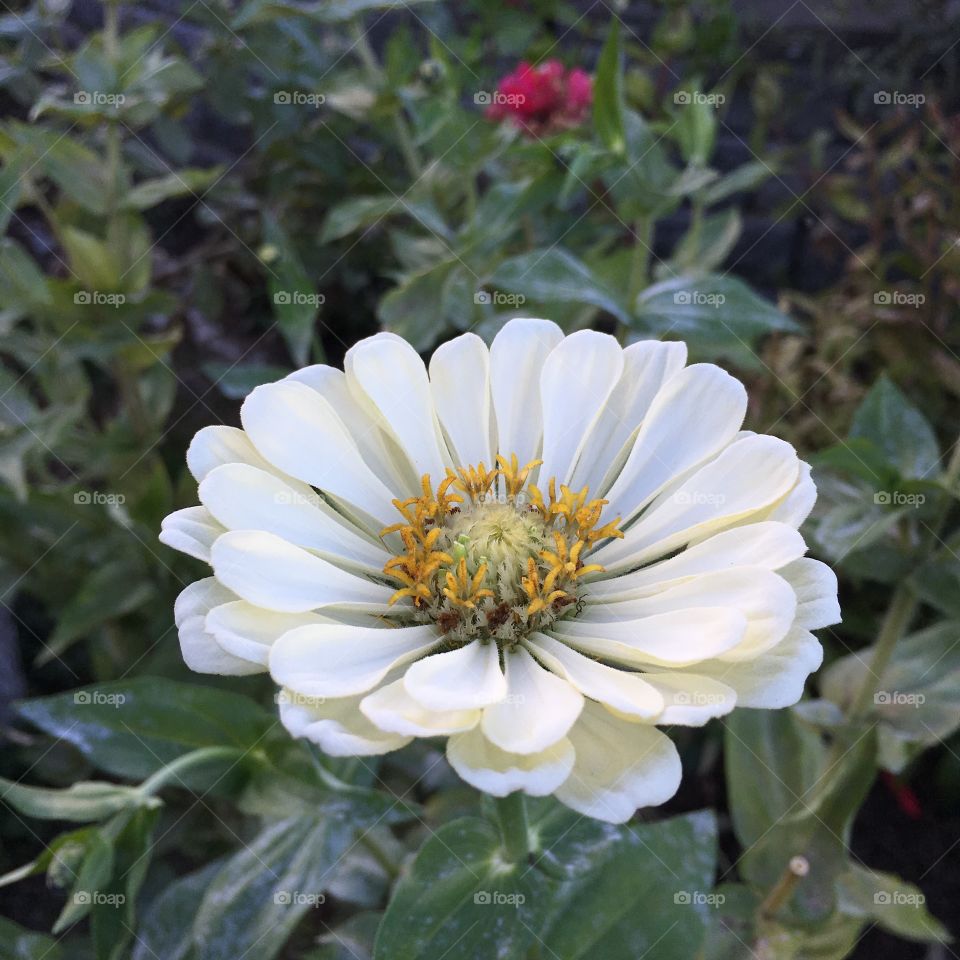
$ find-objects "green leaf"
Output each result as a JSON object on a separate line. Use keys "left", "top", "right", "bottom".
{"left": 849, "top": 375, "right": 940, "bottom": 480}
{"left": 822, "top": 621, "right": 960, "bottom": 772}
{"left": 634, "top": 273, "right": 797, "bottom": 361}
{"left": 40, "top": 559, "right": 154, "bottom": 664}
{"left": 18, "top": 678, "right": 274, "bottom": 779}
{"left": 193, "top": 814, "right": 354, "bottom": 960}
{"left": 696, "top": 160, "right": 772, "bottom": 205}
{"left": 836, "top": 864, "right": 949, "bottom": 943}
{"left": 123, "top": 167, "right": 224, "bottom": 210}
{"left": 320, "top": 195, "right": 449, "bottom": 244}
{"left": 0, "top": 238, "right": 53, "bottom": 310}
{"left": 0, "top": 778, "right": 148, "bottom": 822}
{"left": 491, "top": 247, "right": 630, "bottom": 323}
{"left": 61, "top": 226, "right": 125, "bottom": 292}
{"left": 54, "top": 829, "right": 115, "bottom": 934}
{"left": 0, "top": 916, "right": 63, "bottom": 960}
{"left": 663, "top": 208, "right": 742, "bottom": 276}
{"left": 374, "top": 817, "right": 552, "bottom": 960}
{"left": 672, "top": 93, "right": 718, "bottom": 166}
{"left": 263, "top": 213, "right": 320, "bottom": 366}
{"left": 378, "top": 259, "right": 459, "bottom": 352}
{"left": 202, "top": 361, "right": 291, "bottom": 399}
{"left": 536, "top": 809, "right": 719, "bottom": 959}
{"left": 593, "top": 19, "right": 625, "bottom": 154}
{"left": 133, "top": 862, "right": 223, "bottom": 960}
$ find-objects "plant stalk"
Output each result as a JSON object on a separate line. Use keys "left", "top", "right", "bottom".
{"left": 137, "top": 746, "right": 241, "bottom": 798}
{"left": 495, "top": 791, "right": 529, "bottom": 863}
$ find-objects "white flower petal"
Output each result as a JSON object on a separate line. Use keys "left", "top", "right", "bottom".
{"left": 186, "top": 425, "right": 281, "bottom": 483}
{"left": 580, "top": 568, "right": 796, "bottom": 662}
{"left": 489, "top": 318, "right": 564, "bottom": 463}
{"left": 278, "top": 690, "right": 411, "bottom": 756}
{"left": 780, "top": 558, "right": 841, "bottom": 630}
{"left": 524, "top": 633, "right": 664, "bottom": 720}
{"left": 594, "top": 434, "right": 800, "bottom": 572}
{"left": 551, "top": 607, "right": 747, "bottom": 667}
{"left": 572, "top": 340, "right": 688, "bottom": 488}
{"left": 639, "top": 673, "right": 736, "bottom": 725}
{"left": 403, "top": 640, "right": 506, "bottom": 711}
{"left": 429, "top": 333, "right": 494, "bottom": 469}
{"left": 345, "top": 334, "right": 450, "bottom": 480}
{"left": 480, "top": 647, "right": 583, "bottom": 755}
{"left": 159, "top": 506, "right": 225, "bottom": 562}
{"left": 683, "top": 626, "right": 823, "bottom": 708}
{"left": 286, "top": 364, "right": 412, "bottom": 492}
{"left": 173, "top": 579, "right": 262, "bottom": 675}
{"left": 211, "top": 530, "right": 393, "bottom": 613}
{"left": 199, "top": 463, "right": 386, "bottom": 571}
{"left": 554, "top": 701, "right": 682, "bottom": 823}
{"left": 270, "top": 623, "right": 440, "bottom": 698}
{"left": 537, "top": 330, "right": 623, "bottom": 485}
{"left": 447, "top": 726, "right": 574, "bottom": 797}
{"left": 585, "top": 521, "right": 806, "bottom": 601}
{"left": 761, "top": 460, "right": 816, "bottom": 527}
{"left": 205, "top": 601, "right": 329, "bottom": 666}
{"left": 360, "top": 679, "right": 480, "bottom": 736}
{"left": 602, "top": 363, "right": 747, "bottom": 525}
{"left": 241, "top": 379, "right": 397, "bottom": 527}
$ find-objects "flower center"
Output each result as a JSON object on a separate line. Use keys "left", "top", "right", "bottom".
{"left": 381, "top": 455, "right": 623, "bottom": 648}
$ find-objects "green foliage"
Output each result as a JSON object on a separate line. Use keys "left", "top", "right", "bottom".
{"left": 1, "top": 1, "right": 957, "bottom": 957}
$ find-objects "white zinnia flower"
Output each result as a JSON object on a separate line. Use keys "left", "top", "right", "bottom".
{"left": 160, "top": 318, "right": 839, "bottom": 824}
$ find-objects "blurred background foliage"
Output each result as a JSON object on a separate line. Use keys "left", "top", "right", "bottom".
{"left": 2, "top": 0, "right": 960, "bottom": 958}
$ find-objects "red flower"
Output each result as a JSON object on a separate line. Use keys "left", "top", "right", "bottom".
{"left": 484, "top": 60, "right": 593, "bottom": 136}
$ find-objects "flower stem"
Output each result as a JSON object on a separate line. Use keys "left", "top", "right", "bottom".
{"left": 495, "top": 791, "right": 529, "bottom": 863}
{"left": 137, "top": 746, "right": 241, "bottom": 798}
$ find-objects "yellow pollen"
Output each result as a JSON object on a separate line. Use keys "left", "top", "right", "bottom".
{"left": 380, "top": 458, "right": 623, "bottom": 632}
